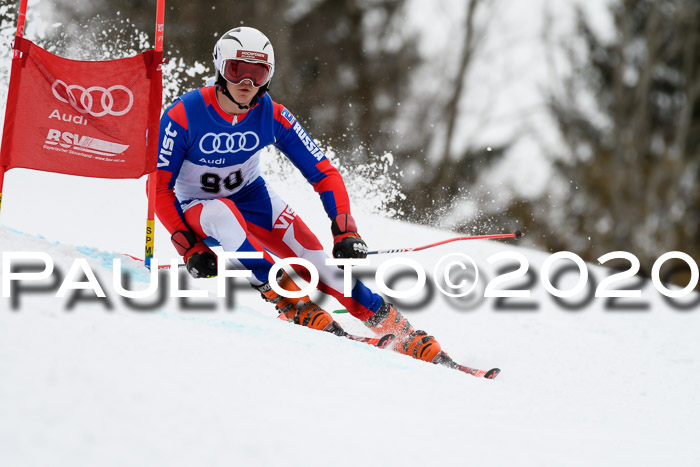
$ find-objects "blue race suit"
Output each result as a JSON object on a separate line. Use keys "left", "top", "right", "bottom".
{"left": 155, "top": 87, "right": 382, "bottom": 320}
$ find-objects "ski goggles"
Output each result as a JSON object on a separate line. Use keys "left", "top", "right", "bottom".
{"left": 221, "top": 59, "right": 271, "bottom": 87}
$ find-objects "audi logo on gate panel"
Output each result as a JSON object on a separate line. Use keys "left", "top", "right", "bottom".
{"left": 51, "top": 79, "right": 134, "bottom": 117}
{"left": 199, "top": 132, "right": 260, "bottom": 154}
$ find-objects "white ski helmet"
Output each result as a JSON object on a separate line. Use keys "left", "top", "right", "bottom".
{"left": 213, "top": 27, "right": 275, "bottom": 108}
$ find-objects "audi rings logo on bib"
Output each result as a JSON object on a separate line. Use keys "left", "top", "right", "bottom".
{"left": 51, "top": 79, "right": 134, "bottom": 117}
{"left": 199, "top": 132, "right": 260, "bottom": 154}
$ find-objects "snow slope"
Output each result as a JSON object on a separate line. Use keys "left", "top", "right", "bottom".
{"left": 2, "top": 210, "right": 700, "bottom": 466}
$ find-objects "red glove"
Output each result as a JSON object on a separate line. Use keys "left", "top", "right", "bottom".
{"left": 171, "top": 230, "right": 218, "bottom": 278}
{"left": 331, "top": 214, "right": 368, "bottom": 259}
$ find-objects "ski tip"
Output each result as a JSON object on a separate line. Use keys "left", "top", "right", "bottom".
{"left": 376, "top": 333, "right": 395, "bottom": 349}
{"left": 484, "top": 368, "right": 501, "bottom": 379}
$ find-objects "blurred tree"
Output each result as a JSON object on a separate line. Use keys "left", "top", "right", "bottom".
{"left": 393, "top": 0, "right": 510, "bottom": 226}
{"left": 36, "top": 0, "right": 421, "bottom": 162}
{"left": 546, "top": 0, "right": 700, "bottom": 277}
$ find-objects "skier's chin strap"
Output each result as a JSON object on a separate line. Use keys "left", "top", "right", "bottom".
{"left": 215, "top": 75, "right": 269, "bottom": 110}
{"left": 219, "top": 84, "right": 251, "bottom": 110}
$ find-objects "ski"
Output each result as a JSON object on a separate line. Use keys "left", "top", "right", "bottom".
{"left": 276, "top": 314, "right": 395, "bottom": 349}
{"left": 450, "top": 362, "right": 501, "bottom": 379}
{"left": 344, "top": 332, "right": 395, "bottom": 349}
{"left": 333, "top": 309, "right": 499, "bottom": 377}
{"left": 434, "top": 352, "right": 500, "bottom": 379}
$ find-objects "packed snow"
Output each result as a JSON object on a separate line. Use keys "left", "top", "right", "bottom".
{"left": 2, "top": 193, "right": 700, "bottom": 466}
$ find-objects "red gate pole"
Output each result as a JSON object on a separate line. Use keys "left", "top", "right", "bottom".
{"left": 144, "top": 0, "right": 165, "bottom": 269}
{"left": 0, "top": 0, "right": 29, "bottom": 217}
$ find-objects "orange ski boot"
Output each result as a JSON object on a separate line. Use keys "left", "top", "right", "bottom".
{"left": 365, "top": 300, "right": 442, "bottom": 362}
{"left": 254, "top": 270, "right": 337, "bottom": 333}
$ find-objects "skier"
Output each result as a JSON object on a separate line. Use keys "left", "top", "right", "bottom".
{"left": 155, "top": 26, "right": 445, "bottom": 363}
